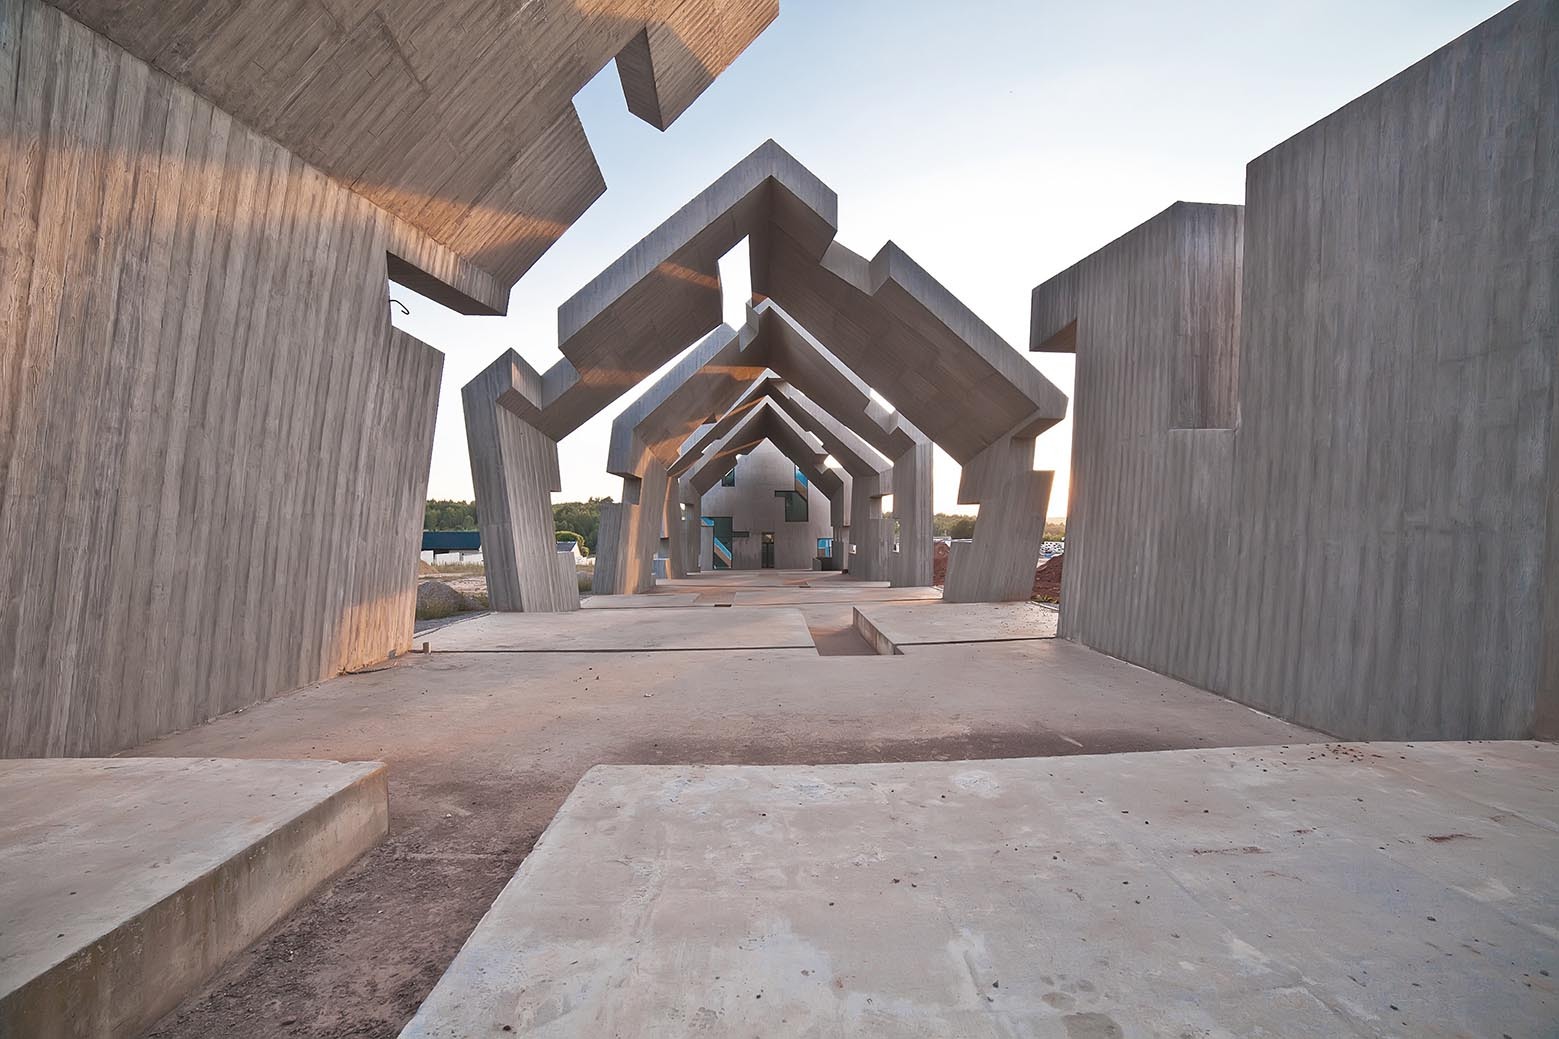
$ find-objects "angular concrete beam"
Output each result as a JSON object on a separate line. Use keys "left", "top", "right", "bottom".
{"left": 462, "top": 353, "right": 579, "bottom": 612}
{"left": 617, "top": 1, "right": 781, "bottom": 130}
{"left": 760, "top": 381, "right": 891, "bottom": 484}
{"left": 684, "top": 400, "right": 836, "bottom": 499}
{"left": 537, "top": 141, "right": 837, "bottom": 439}
{"left": 475, "top": 140, "right": 1063, "bottom": 603}
{"left": 605, "top": 324, "right": 768, "bottom": 479}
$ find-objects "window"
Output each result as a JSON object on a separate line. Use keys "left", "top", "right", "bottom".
{"left": 776, "top": 465, "right": 808, "bottom": 522}
{"left": 721, "top": 467, "right": 736, "bottom": 487}
{"left": 776, "top": 489, "right": 808, "bottom": 522}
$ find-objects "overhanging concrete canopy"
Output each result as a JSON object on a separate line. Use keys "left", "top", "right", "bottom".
{"left": 50, "top": 0, "right": 781, "bottom": 300}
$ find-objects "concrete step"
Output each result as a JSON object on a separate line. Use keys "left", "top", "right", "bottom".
{"left": 0, "top": 757, "right": 388, "bottom": 1039}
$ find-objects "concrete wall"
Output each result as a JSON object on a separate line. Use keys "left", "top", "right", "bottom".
{"left": 1033, "top": 203, "right": 1243, "bottom": 690}
{"left": 0, "top": 1, "right": 472, "bottom": 756}
{"left": 697, "top": 442, "right": 834, "bottom": 570}
{"left": 1034, "top": 0, "right": 1558, "bottom": 740}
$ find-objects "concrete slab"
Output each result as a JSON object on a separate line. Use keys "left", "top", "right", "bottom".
{"left": 425, "top": 606, "right": 816, "bottom": 652}
{"left": 854, "top": 601, "right": 1057, "bottom": 654}
{"left": 581, "top": 593, "right": 707, "bottom": 609}
{"left": 402, "top": 742, "right": 1558, "bottom": 1038}
{"left": 0, "top": 757, "right": 387, "bottom": 1039}
{"left": 130, "top": 635, "right": 1321, "bottom": 1037}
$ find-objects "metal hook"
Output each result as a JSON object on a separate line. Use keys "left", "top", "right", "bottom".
{"left": 389, "top": 298, "right": 410, "bottom": 316}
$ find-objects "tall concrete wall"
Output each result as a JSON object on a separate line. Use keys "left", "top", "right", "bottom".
{"left": 0, "top": 0, "right": 470, "bottom": 756}
{"left": 1033, "top": 203, "right": 1243, "bottom": 689}
{"left": 697, "top": 442, "right": 834, "bottom": 570}
{"left": 1034, "top": 0, "right": 1558, "bottom": 740}
{"left": 1226, "top": 0, "right": 1557, "bottom": 739}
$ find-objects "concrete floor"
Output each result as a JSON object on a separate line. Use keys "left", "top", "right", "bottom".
{"left": 0, "top": 758, "right": 387, "bottom": 1039}
{"left": 128, "top": 571, "right": 1322, "bottom": 1038}
{"left": 404, "top": 744, "right": 1559, "bottom": 1038}
{"left": 425, "top": 604, "right": 817, "bottom": 652}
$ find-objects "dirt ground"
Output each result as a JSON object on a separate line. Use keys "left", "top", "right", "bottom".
{"left": 136, "top": 573, "right": 1316, "bottom": 1038}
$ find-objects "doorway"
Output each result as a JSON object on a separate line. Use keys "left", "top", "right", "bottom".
{"left": 761, "top": 531, "right": 776, "bottom": 568}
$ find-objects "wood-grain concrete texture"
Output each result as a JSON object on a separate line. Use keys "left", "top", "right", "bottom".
{"left": 3, "top": 0, "right": 774, "bottom": 755}
{"left": 553, "top": 140, "right": 1066, "bottom": 460}
{"left": 1033, "top": 0, "right": 1558, "bottom": 740}
{"left": 1033, "top": 203, "right": 1244, "bottom": 693}
{"left": 43, "top": 0, "right": 779, "bottom": 296}
{"left": 462, "top": 353, "right": 581, "bottom": 613}
{"left": 0, "top": 0, "right": 459, "bottom": 757}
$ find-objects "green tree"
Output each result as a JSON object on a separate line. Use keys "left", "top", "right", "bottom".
{"left": 932, "top": 512, "right": 977, "bottom": 539}
{"left": 552, "top": 497, "right": 613, "bottom": 553}
{"left": 424, "top": 499, "right": 477, "bottom": 531}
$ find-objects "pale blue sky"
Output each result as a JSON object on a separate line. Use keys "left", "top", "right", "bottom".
{"left": 392, "top": 0, "right": 1508, "bottom": 515}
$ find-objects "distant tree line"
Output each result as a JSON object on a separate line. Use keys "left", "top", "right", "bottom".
{"left": 424, "top": 499, "right": 477, "bottom": 531}
{"left": 423, "top": 497, "right": 615, "bottom": 554}
{"left": 931, "top": 512, "right": 1066, "bottom": 542}
{"left": 932, "top": 512, "right": 977, "bottom": 539}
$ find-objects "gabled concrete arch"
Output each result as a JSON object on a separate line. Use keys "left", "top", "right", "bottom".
{"left": 592, "top": 302, "right": 928, "bottom": 593}
{"left": 469, "top": 140, "right": 1066, "bottom": 609}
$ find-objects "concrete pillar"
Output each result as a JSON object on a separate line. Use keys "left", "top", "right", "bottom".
{"left": 595, "top": 466, "right": 672, "bottom": 595}
{"left": 679, "top": 484, "right": 702, "bottom": 574}
{"left": 848, "top": 475, "right": 888, "bottom": 580}
{"left": 944, "top": 436, "right": 1052, "bottom": 602}
{"left": 828, "top": 472, "right": 851, "bottom": 570}
{"left": 889, "top": 441, "right": 934, "bottom": 587}
{"left": 664, "top": 480, "right": 698, "bottom": 579}
{"left": 463, "top": 358, "right": 579, "bottom": 612}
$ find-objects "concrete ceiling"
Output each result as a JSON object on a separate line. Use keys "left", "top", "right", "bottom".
{"left": 46, "top": 0, "right": 779, "bottom": 304}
